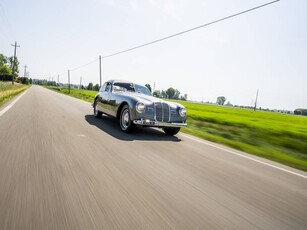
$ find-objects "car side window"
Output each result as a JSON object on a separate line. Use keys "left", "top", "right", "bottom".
{"left": 105, "top": 82, "right": 111, "bottom": 92}
{"left": 100, "top": 83, "right": 107, "bottom": 92}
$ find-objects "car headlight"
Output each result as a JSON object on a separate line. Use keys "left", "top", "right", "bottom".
{"left": 179, "top": 108, "right": 187, "bottom": 117}
{"left": 136, "top": 102, "right": 146, "bottom": 113}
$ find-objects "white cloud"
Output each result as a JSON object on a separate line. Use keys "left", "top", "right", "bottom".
{"left": 145, "top": 0, "right": 186, "bottom": 19}
{"left": 129, "top": 0, "right": 138, "bottom": 11}
{"left": 105, "top": 0, "right": 117, "bottom": 7}
{"left": 163, "top": 0, "right": 184, "bottom": 18}
{"left": 147, "top": 0, "right": 158, "bottom": 7}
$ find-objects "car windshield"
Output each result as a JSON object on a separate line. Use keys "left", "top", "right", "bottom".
{"left": 113, "top": 82, "right": 135, "bottom": 92}
{"left": 113, "top": 82, "right": 151, "bottom": 96}
{"left": 135, "top": 84, "right": 151, "bottom": 96}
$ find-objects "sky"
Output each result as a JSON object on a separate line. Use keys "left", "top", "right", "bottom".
{"left": 0, "top": 0, "right": 306, "bottom": 110}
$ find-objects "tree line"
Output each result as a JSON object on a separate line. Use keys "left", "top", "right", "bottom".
{"left": 33, "top": 79, "right": 101, "bottom": 91}
{"left": 0, "top": 53, "right": 19, "bottom": 76}
{"left": 145, "top": 84, "right": 187, "bottom": 101}
{"left": 0, "top": 53, "right": 31, "bottom": 84}
{"left": 294, "top": 109, "right": 307, "bottom": 116}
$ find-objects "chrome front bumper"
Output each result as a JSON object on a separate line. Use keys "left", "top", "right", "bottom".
{"left": 133, "top": 119, "right": 187, "bottom": 128}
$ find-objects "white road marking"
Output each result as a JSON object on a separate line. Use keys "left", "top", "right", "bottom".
{"left": 0, "top": 88, "right": 29, "bottom": 118}
{"left": 180, "top": 133, "right": 307, "bottom": 180}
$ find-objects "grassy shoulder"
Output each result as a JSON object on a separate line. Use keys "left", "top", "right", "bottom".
{"left": 46, "top": 86, "right": 97, "bottom": 103}
{"left": 0, "top": 81, "right": 30, "bottom": 107}
{"left": 46, "top": 86, "right": 307, "bottom": 171}
{"left": 178, "top": 101, "right": 307, "bottom": 172}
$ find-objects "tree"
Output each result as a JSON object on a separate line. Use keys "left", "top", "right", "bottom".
{"left": 161, "top": 90, "right": 167, "bottom": 98}
{"left": 94, "top": 84, "right": 100, "bottom": 91}
{"left": 294, "top": 109, "right": 307, "bottom": 116}
{"left": 294, "top": 109, "right": 301, "bottom": 115}
{"left": 180, "top": 96, "right": 186, "bottom": 101}
{"left": 153, "top": 90, "right": 161, "bottom": 97}
{"left": 216, "top": 96, "right": 226, "bottom": 105}
{"left": 225, "top": 101, "right": 233, "bottom": 106}
{"left": 166, "top": 87, "right": 175, "bottom": 99}
{"left": 0, "top": 54, "right": 12, "bottom": 75}
{"left": 0, "top": 54, "right": 9, "bottom": 66}
{"left": 16, "top": 77, "right": 30, "bottom": 85}
{"left": 174, "top": 89, "right": 180, "bottom": 100}
{"left": 87, "top": 82, "right": 93, "bottom": 90}
{"left": 8, "top": 56, "right": 19, "bottom": 75}
{"left": 0, "top": 65, "right": 12, "bottom": 74}
{"left": 145, "top": 84, "right": 152, "bottom": 93}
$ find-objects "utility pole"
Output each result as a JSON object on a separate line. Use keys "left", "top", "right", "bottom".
{"left": 68, "top": 70, "right": 70, "bottom": 94}
{"left": 99, "top": 55, "right": 102, "bottom": 87}
{"left": 57, "top": 74, "right": 59, "bottom": 86}
{"left": 24, "top": 65, "right": 27, "bottom": 77}
{"left": 153, "top": 82, "right": 156, "bottom": 93}
{"left": 80, "top": 76, "right": 82, "bottom": 89}
{"left": 254, "top": 89, "right": 259, "bottom": 111}
{"left": 11, "top": 41, "right": 20, "bottom": 85}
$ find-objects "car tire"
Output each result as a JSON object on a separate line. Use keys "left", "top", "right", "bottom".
{"left": 163, "top": 127, "right": 180, "bottom": 136}
{"left": 94, "top": 99, "right": 102, "bottom": 118}
{"left": 120, "top": 105, "right": 135, "bottom": 133}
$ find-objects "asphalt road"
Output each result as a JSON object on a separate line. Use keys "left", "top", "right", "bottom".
{"left": 0, "top": 85, "right": 306, "bottom": 230}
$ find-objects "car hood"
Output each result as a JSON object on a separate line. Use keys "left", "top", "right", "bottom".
{"left": 116, "top": 92, "right": 183, "bottom": 108}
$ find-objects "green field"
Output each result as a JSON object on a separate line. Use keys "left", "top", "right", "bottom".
{"left": 0, "top": 81, "right": 30, "bottom": 107}
{"left": 46, "top": 86, "right": 307, "bottom": 171}
{"left": 179, "top": 101, "right": 307, "bottom": 171}
{"left": 47, "top": 87, "right": 98, "bottom": 102}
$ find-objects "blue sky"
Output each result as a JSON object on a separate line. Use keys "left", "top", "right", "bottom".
{"left": 0, "top": 0, "right": 306, "bottom": 110}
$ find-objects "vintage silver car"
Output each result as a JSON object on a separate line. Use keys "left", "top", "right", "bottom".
{"left": 93, "top": 80, "right": 187, "bottom": 135}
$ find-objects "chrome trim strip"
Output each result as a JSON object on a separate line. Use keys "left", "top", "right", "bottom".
{"left": 154, "top": 103, "right": 157, "bottom": 121}
{"left": 168, "top": 104, "right": 171, "bottom": 122}
{"left": 133, "top": 119, "right": 187, "bottom": 127}
{"left": 161, "top": 102, "right": 164, "bottom": 122}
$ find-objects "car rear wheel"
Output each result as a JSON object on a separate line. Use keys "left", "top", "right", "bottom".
{"left": 120, "top": 105, "right": 135, "bottom": 133}
{"left": 94, "top": 99, "right": 102, "bottom": 118}
{"left": 163, "top": 127, "right": 180, "bottom": 136}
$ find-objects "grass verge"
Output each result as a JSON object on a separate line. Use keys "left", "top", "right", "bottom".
{"left": 0, "top": 81, "right": 30, "bottom": 107}
{"left": 179, "top": 101, "right": 307, "bottom": 172}
{"left": 46, "top": 86, "right": 97, "bottom": 103}
{"left": 46, "top": 86, "right": 307, "bottom": 171}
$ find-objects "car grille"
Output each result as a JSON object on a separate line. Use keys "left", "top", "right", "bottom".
{"left": 155, "top": 102, "right": 170, "bottom": 122}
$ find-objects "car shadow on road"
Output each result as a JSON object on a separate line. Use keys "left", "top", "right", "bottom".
{"left": 85, "top": 115, "right": 181, "bottom": 142}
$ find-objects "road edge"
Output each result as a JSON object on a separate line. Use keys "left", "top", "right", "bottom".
{"left": 0, "top": 86, "right": 31, "bottom": 117}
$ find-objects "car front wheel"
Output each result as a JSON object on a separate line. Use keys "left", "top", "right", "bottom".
{"left": 163, "top": 127, "right": 180, "bottom": 136}
{"left": 120, "top": 105, "right": 135, "bottom": 133}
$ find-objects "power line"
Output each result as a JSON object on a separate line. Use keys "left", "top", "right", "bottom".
{"left": 70, "top": 58, "right": 99, "bottom": 72}
{"left": 55, "top": 0, "right": 280, "bottom": 81}
{"left": 101, "top": 0, "right": 280, "bottom": 59}
{"left": 55, "top": 58, "right": 99, "bottom": 79}
{"left": 0, "top": 3, "right": 16, "bottom": 40}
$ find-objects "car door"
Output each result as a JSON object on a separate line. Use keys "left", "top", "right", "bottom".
{"left": 98, "top": 82, "right": 114, "bottom": 116}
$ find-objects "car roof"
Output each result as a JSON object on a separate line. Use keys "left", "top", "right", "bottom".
{"left": 108, "top": 79, "right": 133, "bottom": 84}
{"left": 108, "top": 80, "right": 145, "bottom": 86}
